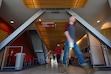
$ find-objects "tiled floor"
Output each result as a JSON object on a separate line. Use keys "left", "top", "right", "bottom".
{"left": 0, "top": 64, "right": 111, "bottom": 74}
{"left": 0, "top": 59, "right": 111, "bottom": 74}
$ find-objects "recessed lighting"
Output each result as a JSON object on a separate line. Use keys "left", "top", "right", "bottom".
{"left": 10, "top": 20, "right": 14, "bottom": 24}
{"left": 38, "top": 19, "right": 42, "bottom": 22}
{"left": 97, "top": 20, "right": 100, "bottom": 23}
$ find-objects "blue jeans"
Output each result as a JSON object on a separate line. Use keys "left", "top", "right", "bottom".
{"left": 56, "top": 54, "right": 61, "bottom": 63}
{"left": 62, "top": 41, "right": 86, "bottom": 65}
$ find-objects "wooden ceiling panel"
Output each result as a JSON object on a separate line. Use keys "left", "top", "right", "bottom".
{"left": 35, "top": 21, "right": 67, "bottom": 51}
{"left": 23, "top": 0, "right": 88, "bottom": 8}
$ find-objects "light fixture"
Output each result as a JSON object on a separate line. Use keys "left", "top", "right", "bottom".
{"left": 10, "top": 20, "right": 14, "bottom": 24}
{"left": 97, "top": 20, "right": 100, "bottom": 23}
{"left": 77, "top": 34, "right": 87, "bottom": 44}
{"left": 38, "top": 19, "right": 42, "bottom": 22}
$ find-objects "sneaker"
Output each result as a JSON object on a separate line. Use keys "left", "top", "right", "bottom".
{"left": 86, "top": 68, "right": 95, "bottom": 74}
{"left": 60, "top": 64, "right": 67, "bottom": 73}
{"left": 82, "top": 64, "right": 96, "bottom": 74}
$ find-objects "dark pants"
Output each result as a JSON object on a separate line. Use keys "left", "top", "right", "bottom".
{"left": 56, "top": 54, "right": 61, "bottom": 63}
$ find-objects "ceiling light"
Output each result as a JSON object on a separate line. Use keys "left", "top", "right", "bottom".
{"left": 38, "top": 19, "right": 42, "bottom": 22}
{"left": 97, "top": 20, "right": 100, "bottom": 23}
{"left": 77, "top": 34, "right": 87, "bottom": 44}
{"left": 10, "top": 20, "right": 14, "bottom": 24}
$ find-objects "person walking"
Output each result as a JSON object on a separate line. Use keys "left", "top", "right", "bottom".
{"left": 54, "top": 43, "right": 62, "bottom": 67}
{"left": 61, "top": 16, "right": 95, "bottom": 74}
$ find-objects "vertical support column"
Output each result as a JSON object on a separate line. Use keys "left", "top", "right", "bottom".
{"left": 29, "top": 30, "right": 45, "bottom": 64}
{"left": 88, "top": 33, "right": 105, "bottom": 67}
